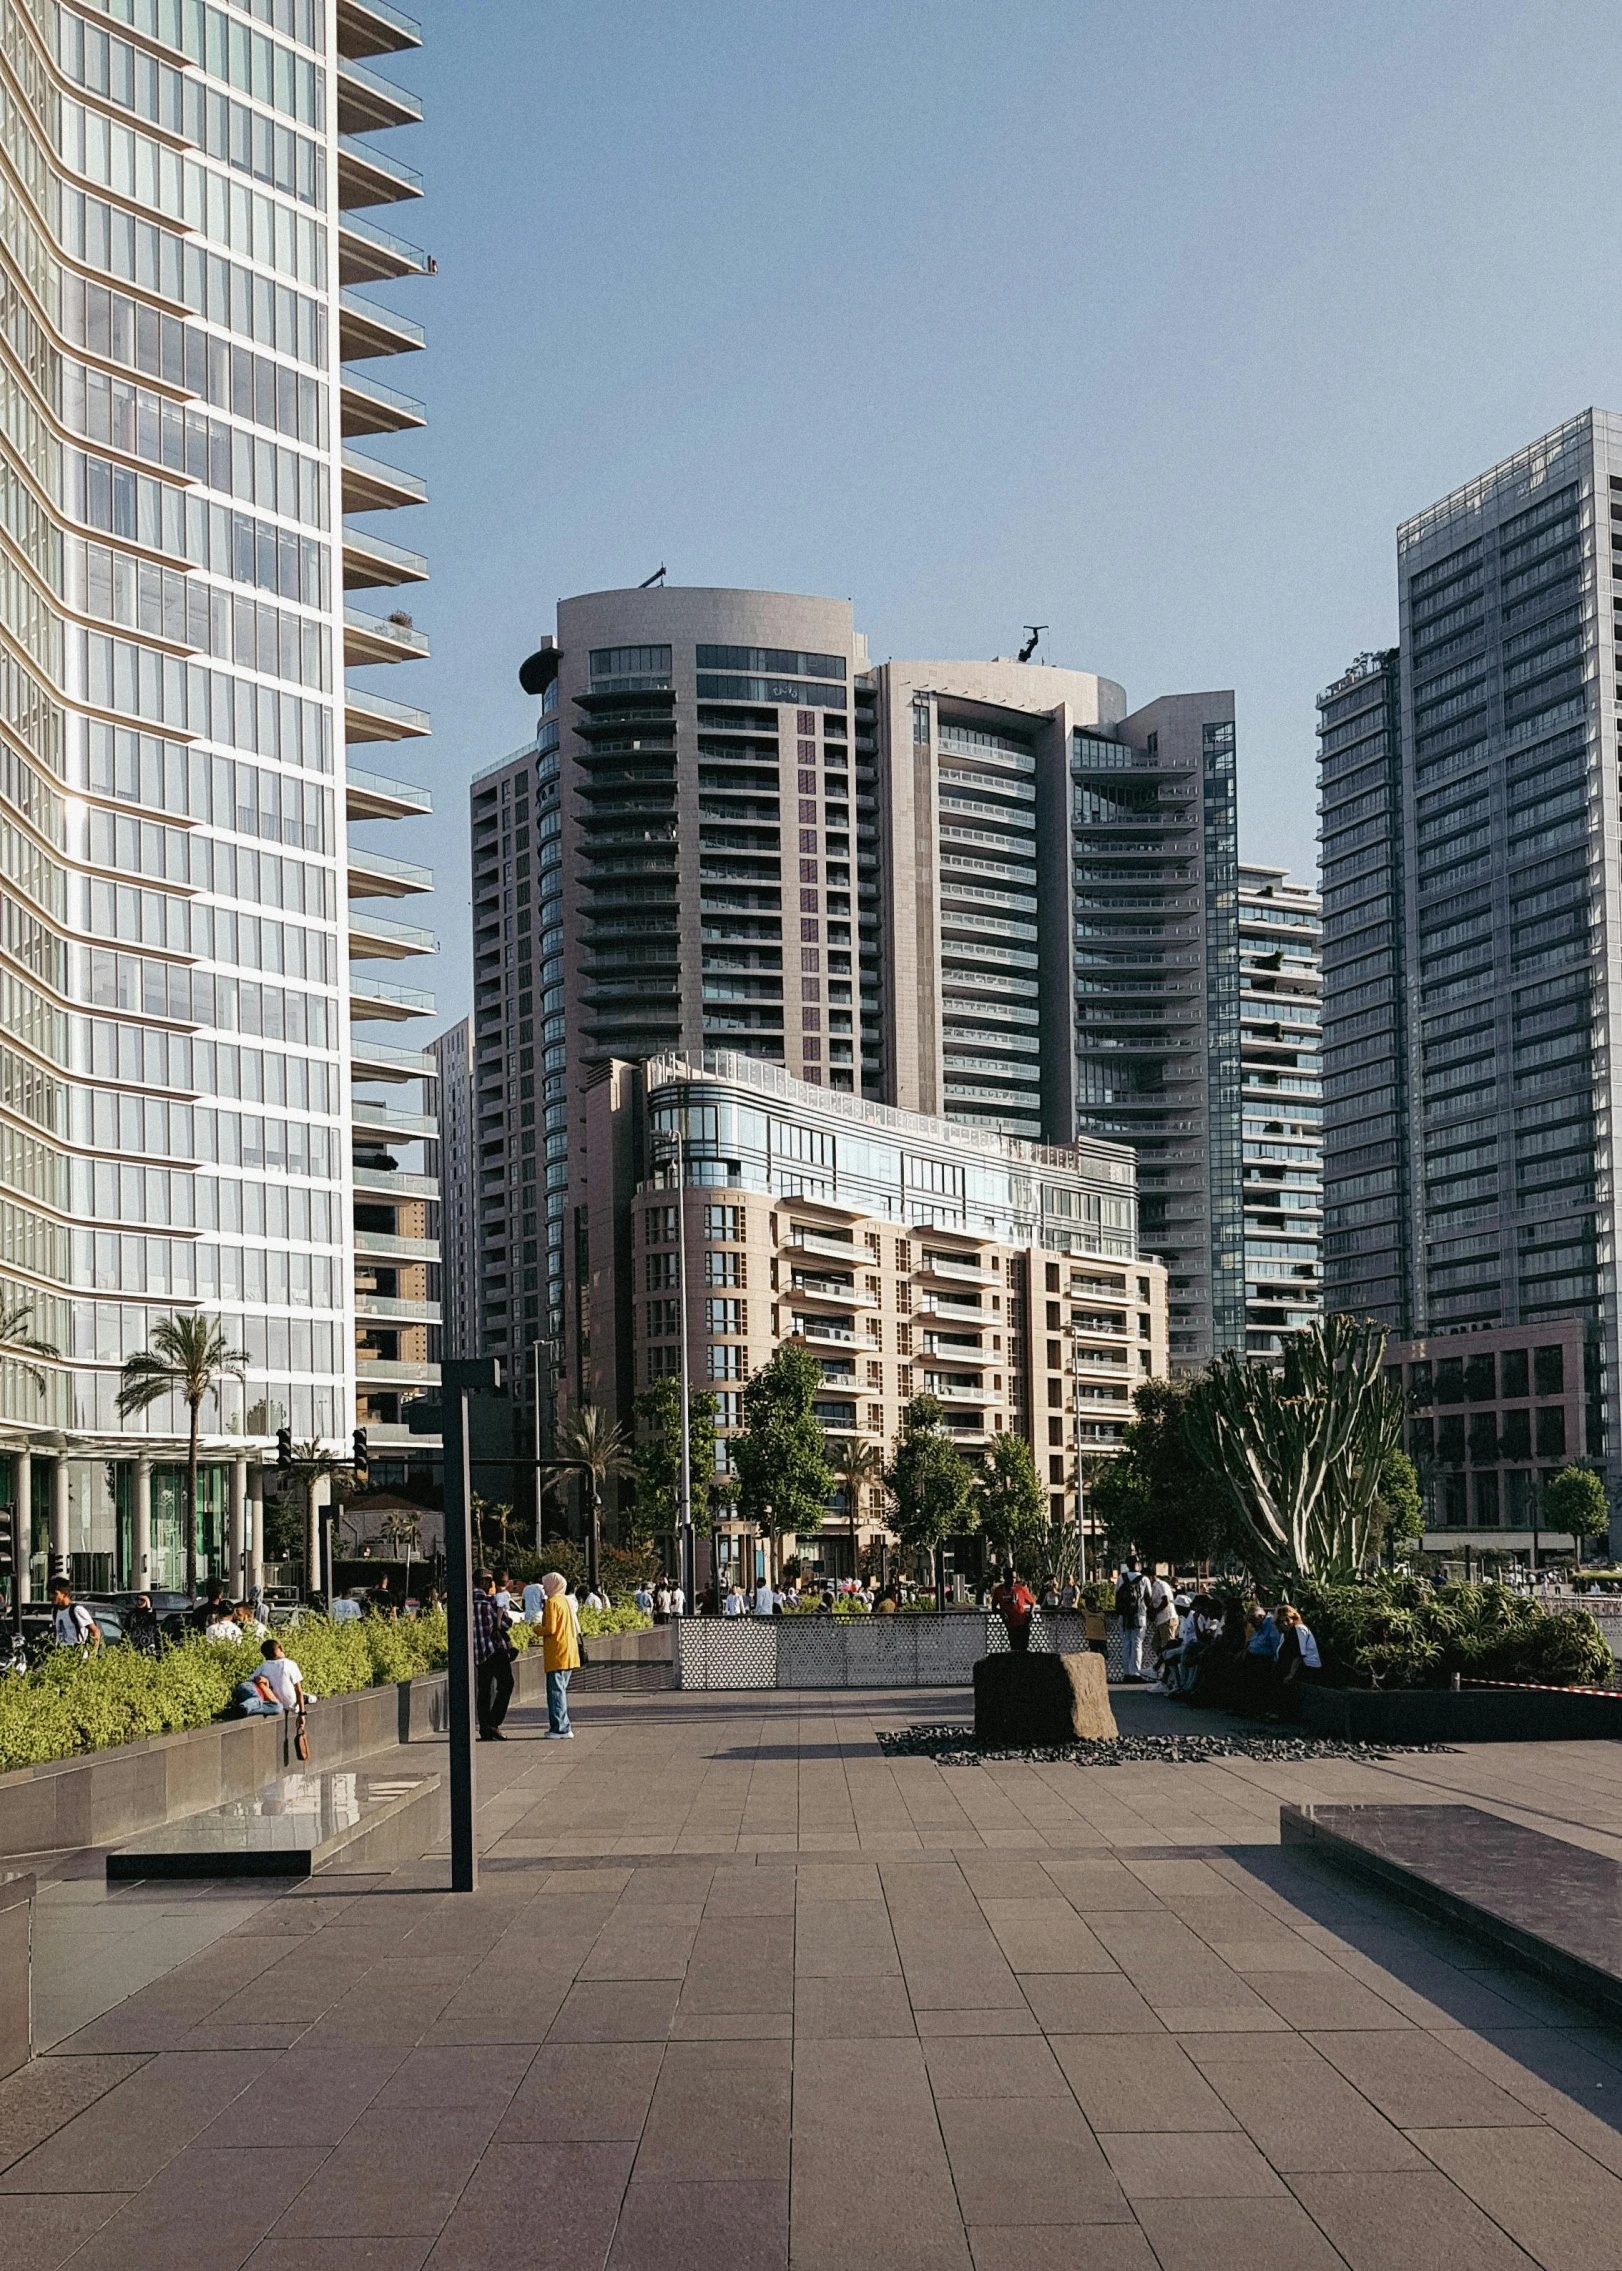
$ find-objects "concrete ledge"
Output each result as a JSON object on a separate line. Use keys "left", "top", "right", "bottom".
{"left": 1299, "top": 1683, "right": 1622, "bottom": 1744}
{"left": 107, "top": 1769, "right": 443, "bottom": 1881}
{"left": 1281, "top": 1800, "right": 1622, "bottom": 2026}
{"left": 0, "top": 1870, "right": 32, "bottom": 2079}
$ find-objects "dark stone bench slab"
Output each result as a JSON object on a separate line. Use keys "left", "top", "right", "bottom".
{"left": 0, "top": 1870, "right": 32, "bottom": 2079}
{"left": 106, "top": 1765, "right": 443, "bottom": 1880}
{"left": 1281, "top": 1801, "right": 1622, "bottom": 2025}
{"left": 1299, "top": 1684, "right": 1622, "bottom": 1744}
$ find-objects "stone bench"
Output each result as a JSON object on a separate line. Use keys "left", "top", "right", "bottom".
{"left": 106, "top": 1765, "right": 444, "bottom": 1881}
{"left": 1281, "top": 1800, "right": 1622, "bottom": 2027}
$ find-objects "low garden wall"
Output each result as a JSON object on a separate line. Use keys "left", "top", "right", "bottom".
{"left": 1299, "top": 1681, "right": 1622, "bottom": 1744}
{"left": 675, "top": 1609, "right": 1118, "bottom": 1690}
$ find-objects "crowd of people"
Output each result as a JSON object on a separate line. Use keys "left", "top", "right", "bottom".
{"left": 1113, "top": 1564, "right": 1323, "bottom": 1716}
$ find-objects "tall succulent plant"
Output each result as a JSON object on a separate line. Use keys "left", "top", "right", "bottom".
{"left": 1184, "top": 1316, "right": 1405, "bottom": 1584}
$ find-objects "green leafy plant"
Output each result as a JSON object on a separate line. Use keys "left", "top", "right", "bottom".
{"left": 630, "top": 1377, "right": 718, "bottom": 1540}
{"left": 1292, "top": 1574, "right": 1613, "bottom": 1690}
{"left": 1543, "top": 1466, "right": 1611, "bottom": 1548}
{"left": 116, "top": 1313, "right": 250, "bottom": 1600}
{"left": 976, "top": 1430, "right": 1047, "bottom": 1577}
{"left": 884, "top": 1395, "right": 976, "bottom": 1606}
{"left": 732, "top": 1343, "right": 834, "bottom": 1578}
{"left": 1085, "top": 1378, "right": 1238, "bottom": 1569}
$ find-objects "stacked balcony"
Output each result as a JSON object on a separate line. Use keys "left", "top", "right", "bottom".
{"left": 337, "top": 0, "right": 438, "bottom": 1444}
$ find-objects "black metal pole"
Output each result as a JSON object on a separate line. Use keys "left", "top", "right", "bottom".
{"left": 443, "top": 1381, "right": 478, "bottom": 1893}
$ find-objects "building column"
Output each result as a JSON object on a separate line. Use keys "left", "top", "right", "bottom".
{"left": 230, "top": 1455, "right": 248, "bottom": 1598}
{"left": 247, "top": 1465, "right": 264, "bottom": 1597}
{"left": 132, "top": 1454, "right": 152, "bottom": 1594}
{"left": 49, "top": 1453, "right": 69, "bottom": 1581}
{"left": 12, "top": 1449, "right": 31, "bottom": 1605}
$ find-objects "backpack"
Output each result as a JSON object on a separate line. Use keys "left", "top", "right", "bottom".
{"left": 1116, "top": 1573, "right": 1145, "bottom": 1621}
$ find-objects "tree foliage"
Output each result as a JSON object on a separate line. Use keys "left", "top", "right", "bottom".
{"left": 976, "top": 1430, "right": 1047, "bottom": 1575}
{"left": 630, "top": 1377, "right": 718, "bottom": 1541}
{"left": 1372, "top": 1446, "right": 1424, "bottom": 1556}
{"left": 732, "top": 1342, "right": 834, "bottom": 1556}
{"left": 1543, "top": 1464, "right": 1611, "bottom": 1545}
{"left": 1085, "top": 1378, "right": 1236, "bottom": 1569}
{"left": 884, "top": 1395, "right": 976, "bottom": 1569}
{"left": 1184, "top": 1317, "right": 1404, "bottom": 1584}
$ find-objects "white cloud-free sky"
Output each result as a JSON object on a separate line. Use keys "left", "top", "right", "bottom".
{"left": 358, "top": 1, "right": 1622, "bottom": 1030}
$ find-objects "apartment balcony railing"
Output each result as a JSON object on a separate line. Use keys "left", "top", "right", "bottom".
{"left": 343, "top": 524, "right": 429, "bottom": 589}
{"left": 341, "top": 366, "right": 427, "bottom": 436}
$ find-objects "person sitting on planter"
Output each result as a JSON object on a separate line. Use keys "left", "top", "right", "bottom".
{"left": 1271, "top": 1605, "right": 1322, "bottom": 1718}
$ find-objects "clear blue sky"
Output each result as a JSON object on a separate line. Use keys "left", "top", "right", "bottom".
{"left": 356, "top": 1, "right": 1622, "bottom": 1035}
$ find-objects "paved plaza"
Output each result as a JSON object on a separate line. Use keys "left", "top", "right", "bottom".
{"left": 7, "top": 1685, "right": 1622, "bottom": 2269}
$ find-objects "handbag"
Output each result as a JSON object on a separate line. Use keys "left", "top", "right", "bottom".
{"left": 294, "top": 1710, "right": 310, "bottom": 1762}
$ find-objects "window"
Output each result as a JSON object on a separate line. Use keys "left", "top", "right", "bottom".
{"left": 645, "top": 1206, "right": 677, "bottom": 1245}
{"left": 590, "top": 644, "right": 671, "bottom": 680}
{"left": 704, "top": 1251, "right": 745, "bottom": 1287}
{"left": 1435, "top": 1357, "right": 1464, "bottom": 1405}
{"left": 1534, "top": 1343, "right": 1565, "bottom": 1396}
{"left": 1536, "top": 1406, "right": 1567, "bottom": 1458}
{"left": 705, "top": 1299, "right": 746, "bottom": 1335}
{"left": 710, "top": 1345, "right": 749, "bottom": 1381}
{"left": 1500, "top": 1409, "right": 1531, "bottom": 1460}
{"left": 1501, "top": 1348, "right": 1530, "bottom": 1399}
{"left": 1465, "top": 1353, "right": 1496, "bottom": 1402}
{"left": 647, "top": 1299, "right": 679, "bottom": 1338}
{"left": 867, "top": 1361, "right": 883, "bottom": 1389}
{"left": 704, "top": 1204, "right": 742, "bottom": 1241}
{"left": 644, "top": 1254, "right": 676, "bottom": 1291}
{"left": 1468, "top": 1412, "right": 1497, "bottom": 1464}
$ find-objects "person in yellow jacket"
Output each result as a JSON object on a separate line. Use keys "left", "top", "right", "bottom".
{"left": 540, "top": 1571, "right": 579, "bottom": 1739}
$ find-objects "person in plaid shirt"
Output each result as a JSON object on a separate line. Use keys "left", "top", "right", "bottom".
{"left": 472, "top": 1569, "right": 515, "bottom": 1740}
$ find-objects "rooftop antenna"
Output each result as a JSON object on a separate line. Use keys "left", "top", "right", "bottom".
{"left": 639, "top": 564, "right": 667, "bottom": 588}
{"left": 1018, "top": 623, "right": 1047, "bottom": 663}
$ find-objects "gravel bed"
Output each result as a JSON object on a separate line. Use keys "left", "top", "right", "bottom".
{"left": 878, "top": 1723, "right": 1458, "bottom": 1767}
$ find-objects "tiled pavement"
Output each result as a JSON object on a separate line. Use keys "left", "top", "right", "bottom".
{"left": 7, "top": 1684, "right": 1622, "bottom": 2269}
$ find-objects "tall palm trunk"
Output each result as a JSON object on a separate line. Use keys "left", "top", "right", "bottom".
{"left": 186, "top": 1395, "right": 200, "bottom": 1601}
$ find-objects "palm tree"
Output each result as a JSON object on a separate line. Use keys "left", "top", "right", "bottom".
{"left": 116, "top": 1314, "right": 249, "bottom": 1600}
{"left": 542, "top": 1405, "right": 634, "bottom": 1589}
{"left": 0, "top": 1295, "right": 60, "bottom": 1401}
{"left": 830, "top": 1435, "right": 884, "bottom": 1578}
{"left": 279, "top": 1440, "right": 356, "bottom": 1601}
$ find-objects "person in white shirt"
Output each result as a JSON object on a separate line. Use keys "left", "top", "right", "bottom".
{"left": 723, "top": 1584, "right": 746, "bottom": 1616}
{"left": 585, "top": 1588, "right": 606, "bottom": 1613}
{"left": 255, "top": 1638, "right": 306, "bottom": 1715}
{"left": 754, "top": 1578, "right": 776, "bottom": 1617}
{"left": 634, "top": 1583, "right": 654, "bottom": 1615}
{"left": 669, "top": 1585, "right": 685, "bottom": 1617}
{"left": 206, "top": 1612, "right": 243, "bottom": 1643}
{"left": 522, "top": 1578, "right": 545, "bottom": 1624}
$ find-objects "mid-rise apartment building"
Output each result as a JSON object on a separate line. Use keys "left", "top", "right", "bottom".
{"left": 0, "top": 0, "right": 437, "bottom": 1594}
{"left": 1237, "top": 865, "right": 1322, "bottom": 1356}
{"left": 573, "top": 1052, "right": 1167, "bottom": 1576}
{"left": 1321, "top": 412, "right": 1622, "bottom": 1546}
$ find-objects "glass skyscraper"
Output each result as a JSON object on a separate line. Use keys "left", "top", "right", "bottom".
{"left": 1237, "top": 864, "right": 1322, "bottom": 1356}
{"left": 0, "top": 0, "right": 437, "bottom": 1594}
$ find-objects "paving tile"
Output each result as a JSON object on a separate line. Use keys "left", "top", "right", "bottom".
{"left": 791, "top": 1977, "right": 916, "bottom": 2039}
{"left": 937, "top": 2096, "right": 1130, "bottom": 2224}
{"left": 1288, "top": 2169, "right": 1541, "bottom": 2271}
{"left": 1131, "top": 2196, "right": 1346, "bottom": 2271}
{"left": 243, "top": 2242, "right": 431, "bottom": 2271}
{"left": 578, "top": 1902, "right": 704, "bottom": 1982}
{"left": 1306, "top": 2028, "right": 1537, "bottom": 2128}
{"left": 273, "top": 2107, "right": 502, "bottom": 2237}
{"left": 1017, "top": 1975, "right": 1165, "bottom": 2034}
{"left": 0, "top": 2056, "right": 149, "bottom": 2178}
{"left": 418, "top": 2141, "right": 634, "bottom": 2270}
{"left": 790, "top": 2038, "right": 970, "bottom": 2271}
{"left": 1196, "top": 2045, "right": 1427, "bottom": 2172}
{"left": 606, "top": 2178, "right": 787, "bottom": 2270}
{"left": 1050, "top": 2035, "right": 1238, "bottom": 2133}
{"left": 371, "top": 2045, "right": 536, "bottom": 2109}
{"left": 1408, "top": 2125, "right": 1622, "bottom": 2271}
{"left": 547, "top": 1981, "right": 679, "bottom": 2044}
{"left": 0, "top": 2052, "right": 266, "bottom": 2194}
{"left": 967, "top": 2230, "right": 1158, "bottom": 2271}
{"left": 1245, "top": 1969, "right": 1414, "bottom": 2030}
{"left": 633, "top": 2039, "right": 790, "bottom": 2182}
{"left": 0, "top": 2193, "right": 131, "bottom": 2271}
{"left": 923, "top": 2035, "right": 1068, "bottom": 2099}
{"left": 1099, "top": 2132, "right": 1286, "bottom": 2200}
{"left": 911, "top": 2008, "right": 1040, "bottom": 2036}
{"left": 975, "top": 1901, "right": 1116, "bottom": 1973}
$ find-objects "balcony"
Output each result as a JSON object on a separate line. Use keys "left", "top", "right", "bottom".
{"left": 355, "top": 1292, "right": 442, "bottom": 1327}
{"left": 916, "top": 1290, "right": 984, "bottom": 1318}
{"left": 922, "top": 1380, "right": 987, "bottom": 1406}
{"left": 345, "top": 604, "right": 429, "bottom": 667}
{"left": 339, "top": 288, "right": 424, "bottom": 363}
{"left": 784, "top": 1227, "right": 862, "bottom": 1264}
{"left": 342, "top": 445, "right": 426, "bottom": 514}
{"left": 792, "top": 1320, "right": 856, "bottom": 1348}
{"left": 346, "top": 685, "right": 430, "bottom": 743}
{"left": 350, "top": 1034, "right": 434, "bottom": 1082}
{"left": 352, "top": 1096, "right": 436, "bottom": 1140}
{"left": 351, "top": 972, "right": 435, "bottom": 1022}
{"left": 354, "top": 1357, "right": 441, "bottom": 1389}
{"left": 347, "top": 763, "right": 430, "bottom": 821}
{"left": 336, "top": 0, "right": 421, "bottom": 58}
{"left": 343, "top": 524, "right": 428, "bottom": 589}
{"left": 349, "top": 842, "right": 433, "bottom": 898}
{"left": 338, "top": 136, "right": 422, "bottom": 209}
{"left": 788, "top": 1273, "right": 877, "bottom": 1310}
{"left": 340, "top": 211, "right": 431, "bottom": 288}
{"left": 349, "top": 906, "right": 437, "bottom": 959}
{"left": 354, "top": 1163, "right": 437, "bottom": 1201}
{"left": 917, "top": 1250, "right": 994, "bottom": 1286}
{"left": 920, "top": 1335, "right": 991, "bottom": 1368}
{"left": 337, "top": 54, "right": 424, "bottom": 133}
{"left": 341, "top": 367, "right": 427, "bottom": 438}
{"left": 353, "top": 1226, "right": 439, "bottom": 1264}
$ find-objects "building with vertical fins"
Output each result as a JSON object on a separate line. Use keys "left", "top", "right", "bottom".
{"left": 430, "top": 1017, "right": 474, "bottom": 1362}
{"left": 0, "top": 0, "right": 437, "bottom": 1598}
{"left": 1322, "top": 413, "right": 1619, "bottom": 1550}
{"left": 1237, "top": 864, "right": 1322, "bottom": 1356}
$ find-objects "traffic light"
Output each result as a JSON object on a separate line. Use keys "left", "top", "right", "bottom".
{"left": 276, "top": 1425, "right": 293, "bottom": 1472}
{"left": 352, "top": 1427, "right": 370, "bottom": 1488}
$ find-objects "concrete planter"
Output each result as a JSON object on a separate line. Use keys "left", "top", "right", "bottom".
{"left": 0, "top": 1870, "right": 31, "bottom": 2079}
{"left": 1299, "top": 1683, "right": 1622, "bottom": 1744}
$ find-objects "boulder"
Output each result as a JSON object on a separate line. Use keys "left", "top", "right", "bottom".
{"left": 973, "top": 1651, "right": 1118, "bottom": 1748}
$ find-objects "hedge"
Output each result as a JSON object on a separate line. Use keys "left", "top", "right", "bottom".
{"left": 1291, "top": 1575, "right": 1613, "bottom": 1691}
{"left": 0, "top": 1603, "right": 651, "bottom": 1776}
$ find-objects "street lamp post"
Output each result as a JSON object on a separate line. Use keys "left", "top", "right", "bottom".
{"left": 656, "top": 1120, "right": 697, "bottom": 1611}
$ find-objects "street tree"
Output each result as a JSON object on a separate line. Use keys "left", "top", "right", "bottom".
{"left": 731, "top": 1343, "right": 833, "bottom": 1581}
{"left": 976, "top": 1429, "right": 1047, "bottom": 1578}
{"left": 885, "top": 1394, "right": 976, "bottom": 1606}
{"left": 630, "top": 1376, "right": 718, "bottom": 1542}
{"left": 116, "top": 1313, "right": 249, "bottom": 1601}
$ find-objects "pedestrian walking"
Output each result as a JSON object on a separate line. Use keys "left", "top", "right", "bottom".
{"left": 1115, "top": 1564, "right": 1147, "bottom": 1681}
{"left": 50, "top": 1580, "right": 101, "bottom": 1653}
{"left": 754, "top": 1575, "right": 777, "bottom": 1617}
{"left": 991, "top": 1569, "right": 1036, "bottom": 1652}
{"left": 125, "top": 1592, "right": 161, "bottom": 1654}
{"left": 472, "top": 1569, "right": 516, "bottom": 1741}
{"left": 540, "top": 1570, "right": 578, "bottom": 1738}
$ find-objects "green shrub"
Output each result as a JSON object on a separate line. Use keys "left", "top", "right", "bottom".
{"left": 1293, "top": 1576, "right": 1613, "bottom": 1690}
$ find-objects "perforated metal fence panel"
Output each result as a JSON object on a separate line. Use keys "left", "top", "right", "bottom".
{"left": 674, "top": 1610, "right": 1121, "bottom": 1690}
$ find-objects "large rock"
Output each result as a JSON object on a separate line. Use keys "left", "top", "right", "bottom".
{"left": 973, "top": 1651, "right": 1117, "bottom": 1747}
